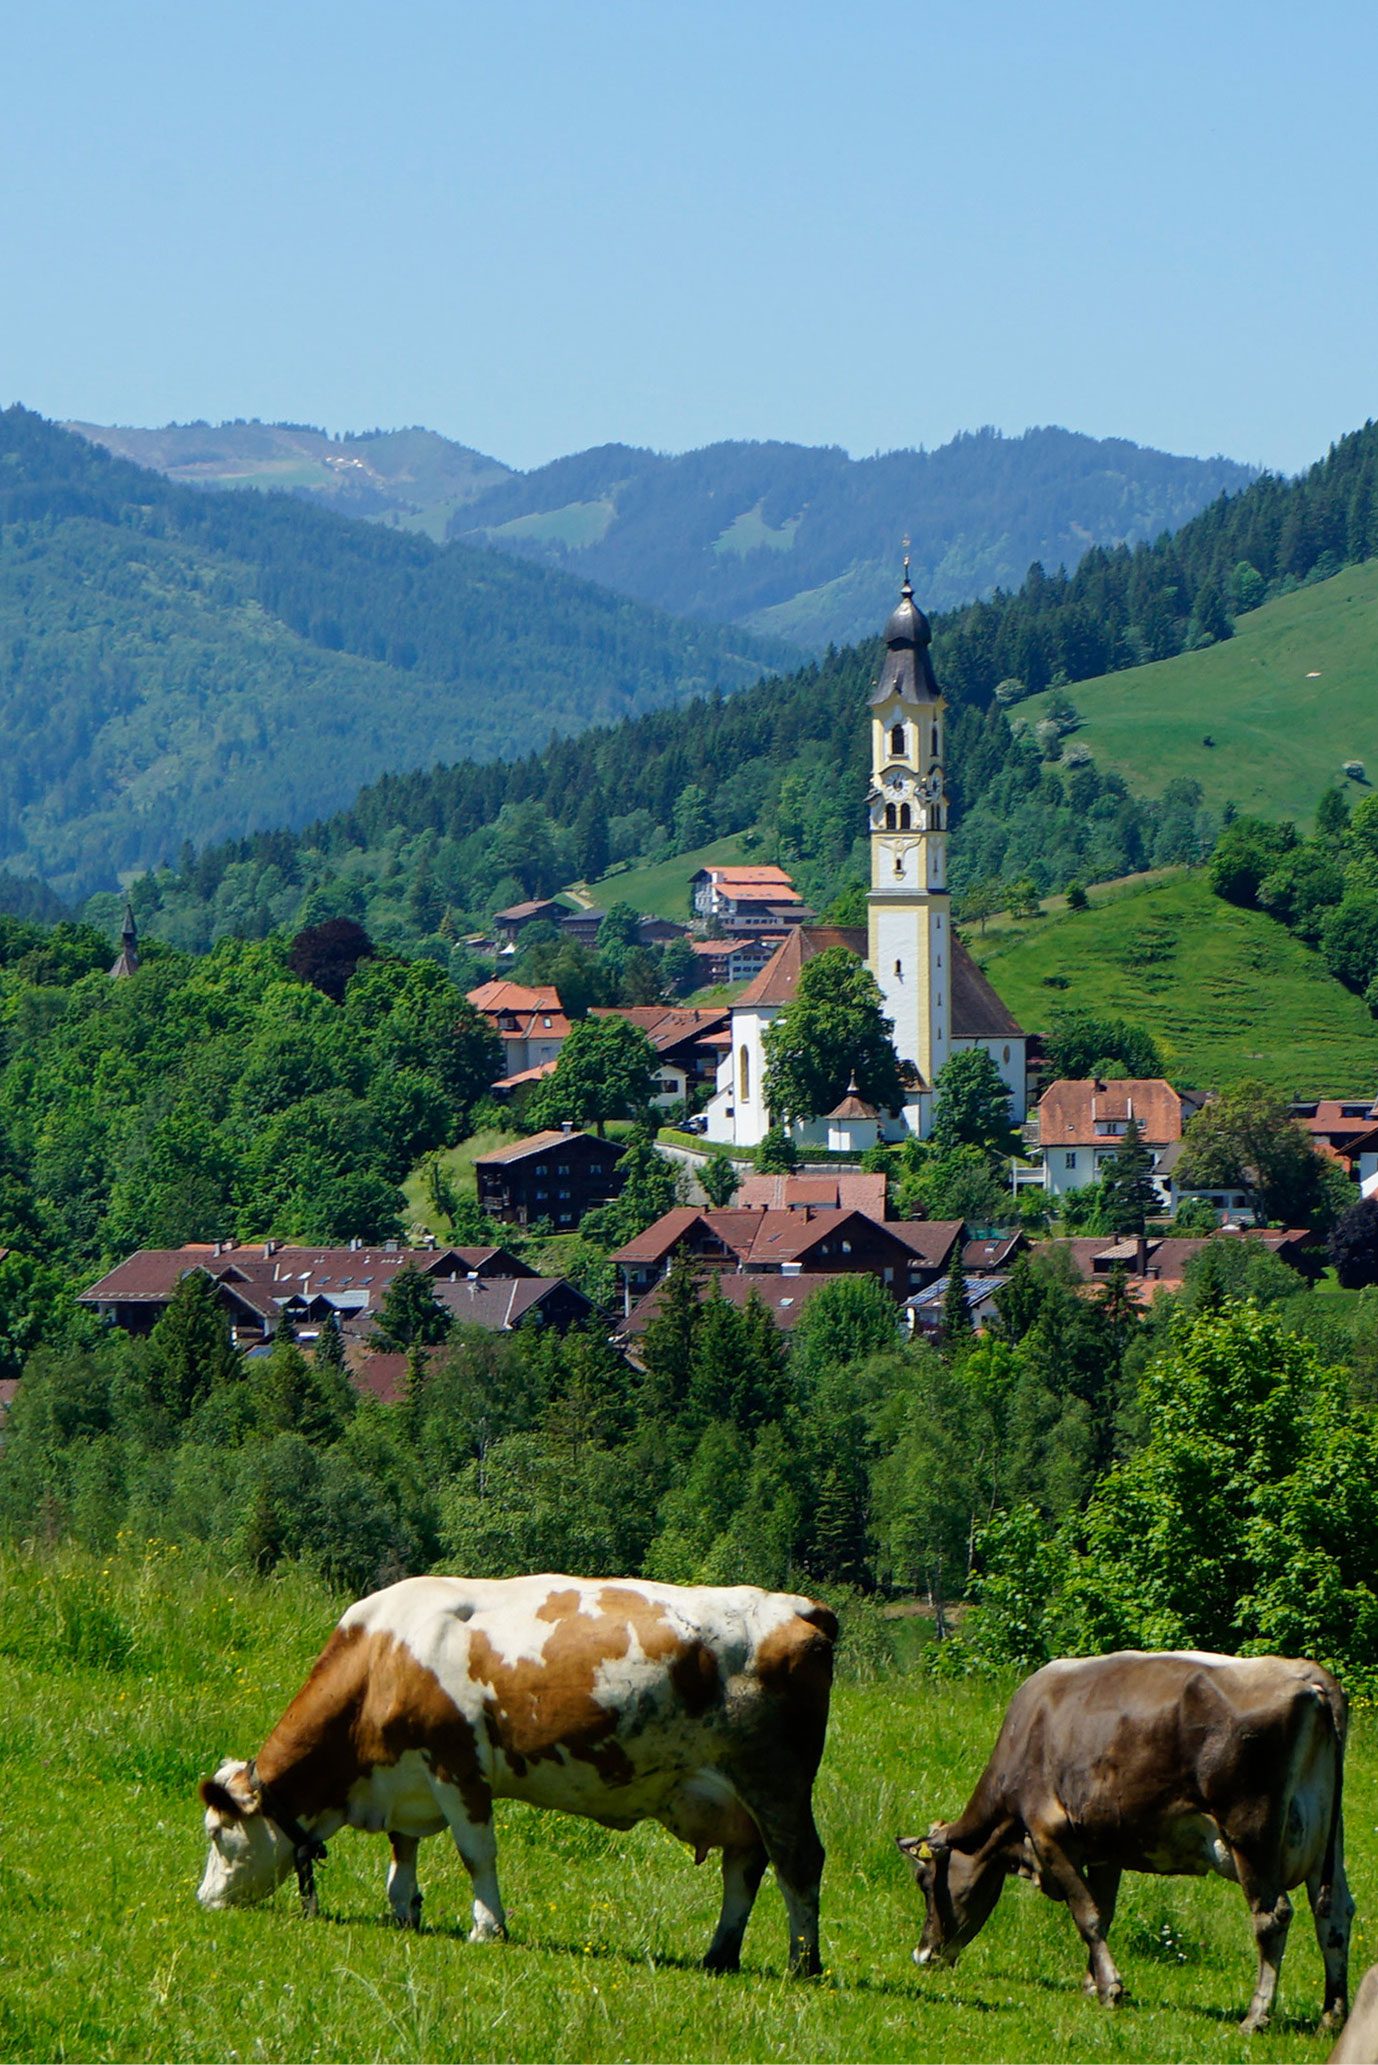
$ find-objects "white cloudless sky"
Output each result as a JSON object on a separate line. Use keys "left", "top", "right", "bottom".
{"left": 2, "top": 0, "right": 1373, "bottom": 474}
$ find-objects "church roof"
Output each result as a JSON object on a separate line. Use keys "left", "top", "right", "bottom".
{"left": 950, "top": 939, "right": 1024, "bottom": 1039}
{"left": 733, "top": 926, "right": 866, "bottom": 1008}
{"left": 732, "top": 924, "right": 1023, "bottom": 1039}
{"left": 869, "top": 568, "right": 940, "bottom": 706}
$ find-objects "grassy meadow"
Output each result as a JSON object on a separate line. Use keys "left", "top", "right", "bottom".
{"left": 3, "top": 1546, "right": 1376, "bottom": 2064}
{"left": 583, "top": 835, "right": 755, "bottom": 925}
{"left": 1018, "top": 561, "right": 1378, "bottom": 826}
{"left": 967, "top": 868, "right": 1378, "bottom": 1095}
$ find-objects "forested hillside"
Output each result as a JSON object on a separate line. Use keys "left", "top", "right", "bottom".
{"left": 71, "top": 418, "right": 1254, "bottom": 648}
{"left": 113, "top": 419, "right": 1378, "bottom": 963}
{"left": 68, "top": 418, "right": 512, "bottom": 537}
{"left": 0, "top": 409, "right": 787, "bottom": 895}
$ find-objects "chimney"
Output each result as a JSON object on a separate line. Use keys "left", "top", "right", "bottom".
{"left": 1135, "top": 1233, "right": 1149, "bottom": 1276}
{"left": 264, "top": 1238, "right": 278, "bottom": 1258}
{"left": 349, "top": 1236, "right": 361, "bottom": 1251}
{"left": 561, "top": 1119, "right": 574, "bottom": 1135}
{"left": 212, "top": 1241, "right": 222, "bottom": 1258}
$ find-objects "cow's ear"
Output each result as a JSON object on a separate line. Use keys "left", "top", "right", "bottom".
{"left": 200, "top": 1778, "right": 244, "bottom": 1821}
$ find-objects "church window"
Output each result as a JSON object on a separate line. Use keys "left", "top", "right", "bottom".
{"left": 891, "top": 723, "right": 906, "bottom": 757}
{"left": 931, "top": 724, "right": 939, "bottom": 757}
{"left": 884, "top": 803, "right": 896, "bottom": 829}
{"left": 1003, "top": 1045, "right": 1011, "bottom": 1064}
{"left": 894, "top": 958, "right": 902, "bottom": 976}
{"left": 738, "top": 1044, "right": 751, "bottom": 1101}
{"left": 899, "top": 803, "right": 911, "bottom": 829}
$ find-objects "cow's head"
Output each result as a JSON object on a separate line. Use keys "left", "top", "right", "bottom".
{"left": 897, "top": 1824, "right": 1007, "bottom": 1968}
{"left": 197, "top": 1760, "right": 293, "bottom": 1909}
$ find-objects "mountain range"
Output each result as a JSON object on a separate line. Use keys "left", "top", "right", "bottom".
{"left": 0, "top": 408, "right": 786, "bottom": 896}
{"left": 71, "top": 420, "right": 1256, "bottom": 649}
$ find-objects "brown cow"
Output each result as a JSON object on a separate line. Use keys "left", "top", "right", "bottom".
{"left": 899, "top": 1650, "right": 1352, "bottom": 2032}
{"left": 198, "top": 1573, "right": 836, "bottom": 1974}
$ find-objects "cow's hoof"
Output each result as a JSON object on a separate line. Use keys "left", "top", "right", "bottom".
{"left": 1319, "top": 2008, "right": 1345, "bottom": 2035}
{"left": 1239, "top": 2011, "right": 1270, "bottom": 2035}
{"left": 469, "top": 1921, "right": 508, "bottom": 1944}
{"left": 1097, "top": 1983, "right": 1124, "bottom": 2009}
{"left": 702, "top": 1948, "right": 741, "bottom": 1975}
{"left": 789, "top": 1953, "right": 822, "bottom": 1980}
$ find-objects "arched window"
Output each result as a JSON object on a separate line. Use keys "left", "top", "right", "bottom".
{"left": 931, "top": 724, "right": 939, "bottom": 757}
{"left": 891, "top": 723, "right": 906, "bottom": 757}
{"left": 899, "top": 803, "right": 911, "bottom": 830}
{"left": 884, "top": 803, "right": 897, "bottom": 829}
{"left": 738, "top": 1043, "right": 751, "bottom": 1102}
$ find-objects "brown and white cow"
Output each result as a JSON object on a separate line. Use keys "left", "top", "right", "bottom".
{"left": 198, "top": 1572, "right": 836, "bottom": 1974}
{"left": 898, "top": 1650, "right": 1353, "bottom": 2033}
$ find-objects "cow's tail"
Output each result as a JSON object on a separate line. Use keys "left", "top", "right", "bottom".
{"left": 1313, "top": 1676, "right": 1348, "bottom": 1917}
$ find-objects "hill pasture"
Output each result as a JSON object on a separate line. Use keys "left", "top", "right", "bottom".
{"left": 1018, "top": 562, "right": 1378, "bottom": 828}
{"left": 3, "top": 1546, "right": 1373, "bottom": 2064}
{"left": 967, "top": 869, "right": 1378, "bottom": 1096}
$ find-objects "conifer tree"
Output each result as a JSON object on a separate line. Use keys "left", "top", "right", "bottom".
{"left": 1100, "top": 1116, "right": 1159, "bottom": 1234}
{"left": 941, "top": 1253, "right": 972, "bottom": 1346}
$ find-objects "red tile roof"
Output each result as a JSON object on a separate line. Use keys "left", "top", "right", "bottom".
{"left": 1038, "top": 1077, "right": 1188, "bottom": 1148}
{"left": 736, "top": 1172, "right": 889, "bottom": 1216}
{"left": 467, "top": 980, "right": 563, "bottom": 1014}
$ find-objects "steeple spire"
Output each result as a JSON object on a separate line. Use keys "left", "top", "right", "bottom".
{"left": 109, "top": 900, "right": 141, "bottom": 979}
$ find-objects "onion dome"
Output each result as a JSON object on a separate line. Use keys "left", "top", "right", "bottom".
{"left": 870, "top": 555, "right": 941, "bottom": 705}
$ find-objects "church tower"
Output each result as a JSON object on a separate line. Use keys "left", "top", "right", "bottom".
{"left": 867, "top": 558, "right": 949, "bottom": 1114}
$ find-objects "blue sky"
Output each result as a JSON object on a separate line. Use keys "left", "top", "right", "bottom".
{"left": 3, "top": 0, "right": 1373, "bottom": 474}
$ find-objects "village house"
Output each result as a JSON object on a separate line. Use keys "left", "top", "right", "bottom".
{"left": 684, "top": 935, "right": 783, "bottom": 987}
{"left": 466, "top": 979, "right": 571, "bottom": 1079}
{"left": 617, "top": 1270, "right": 852, "bottom": 1350}
{"left": 79, "top": 1240, "right": 540, "bottom": 1347}
{"left": 607, "top": 1204, "right": 964, "bottom": 1312}
{"left": 1035, "top": 1077, "right": 1203, "bottom": 1202}
{"left": 690, "top": 864, "right": 811, "bottom": 934}
{"left": 590, "top": 1004, "right": 730, "bottom": 1108}
{"left": 491, "top": 898, "right": 565, "bottom": 947}
{"left": 474, "top": 1127, "right": 625, "bottom": 1231}
{"left": 1037, "top": 1225, "right": 1316, "bottom": 1301}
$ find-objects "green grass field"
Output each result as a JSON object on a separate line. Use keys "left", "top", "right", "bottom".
{"left": 967, "top": 869, "right": 1378, "bottom": 1095}
{"left": 3, "top": 1546, "right": 1374, "bottom": 2064}
{"left": 1018, "top": 562, "right": 1378, "bottom": 826}
{"left": 584, "top": 834, "right": 756, "bottom": 925}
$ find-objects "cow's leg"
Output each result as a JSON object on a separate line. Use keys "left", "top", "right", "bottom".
{"left": 1234, "top": 1856, "right": 1293, "bottom": 2035}
{"left": 1028, "top": 1833, "right": 1124, "bottom": 2006}
{"left": 386, "top": 1833, "right": 423, "bottom": 1929}
{"left": 431, "top": 1778, "right": 507, "bottom": 1943}
{"left": 1079, "top": 1865, "right": 1122, "bottom": 1996}
{"left": 1306, "top": 1844, "right": 1354, "bottom": 2033}
{"left": 702, "top": 1838, "right": 769, "bottom": 1974}
{"left": 752, "top": 1804, "right": 824, "bottom": 1977}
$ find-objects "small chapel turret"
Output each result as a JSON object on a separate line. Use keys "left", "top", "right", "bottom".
{"left": 867, "top": 557, "right": 949, "bottom": 1110}
{"left": 109, "top": 900, "right": 140, "bottom": 980}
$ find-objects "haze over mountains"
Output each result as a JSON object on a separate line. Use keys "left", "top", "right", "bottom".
{"left": 0, "top": 408, "right": 785, "bottom": 896}
{"left": 71, "top": 419, "right": 1256, "bottom": 649}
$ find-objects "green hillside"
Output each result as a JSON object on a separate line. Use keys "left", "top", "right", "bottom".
{"left": 1019, "top": 561, "right": 1378, "bottom": 826}
{"left": 585, "top": 833, "right": 755, "bottom": 923}
{"left": 0, "top": 409, "right": 789, "bottom": 895}
{"left": 968, "top": 869, "right": 1378, "bottom": 1095}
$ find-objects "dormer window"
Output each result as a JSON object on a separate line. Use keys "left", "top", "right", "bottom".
{"left": 891, "top": 723, "right": 906, "bottom": 757}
